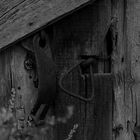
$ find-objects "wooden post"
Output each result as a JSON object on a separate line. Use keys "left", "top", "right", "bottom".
{"left": 128, "top": 0, "right": 140, "bottom": 140}
{"left": 111, "top": 0, "right": 135, "bottom": 139}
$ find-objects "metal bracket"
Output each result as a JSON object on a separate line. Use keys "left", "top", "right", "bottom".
{"left": 59, "top": 58, "right": 94, "bottom": 102}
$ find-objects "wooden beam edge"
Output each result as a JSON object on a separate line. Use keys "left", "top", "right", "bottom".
{"left": 0, "top": 0, "right": 96, "bottom": 52}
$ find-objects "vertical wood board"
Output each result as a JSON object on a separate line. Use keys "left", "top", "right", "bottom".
{"left": 93, "top": 74, "right": 113, "bottom": 140}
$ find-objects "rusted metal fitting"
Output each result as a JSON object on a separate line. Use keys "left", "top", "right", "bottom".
{"left": 24, "top": 58, "right": 35, "bottom": 70}
{"left": 80, "top": 58, "right": 95, "bottom": 68}
{"left": 24, "top": 52, "right": 36, "bottom": 71}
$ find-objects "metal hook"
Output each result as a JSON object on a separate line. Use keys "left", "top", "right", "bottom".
{"left": 59, "top": 60, "right": 94, "bottom": 102}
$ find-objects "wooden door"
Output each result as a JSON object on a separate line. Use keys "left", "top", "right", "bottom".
{"left": 51, "top": 0, "right": 113, "bottom": 139}
{"left": 0, "top": 0, "right": 114, "bottom": 140}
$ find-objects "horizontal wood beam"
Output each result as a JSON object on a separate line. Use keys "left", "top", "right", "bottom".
{"left": 0, "top": 0, "right": 96, "bottom": 51}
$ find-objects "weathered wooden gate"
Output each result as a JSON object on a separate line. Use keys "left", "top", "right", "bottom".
{"left": 0, "top": 0, "right": 138, "bottom": 140}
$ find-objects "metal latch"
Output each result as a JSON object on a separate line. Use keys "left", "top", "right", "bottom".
{"left": 59, "top": 54, "right": 111, "bottom": 102}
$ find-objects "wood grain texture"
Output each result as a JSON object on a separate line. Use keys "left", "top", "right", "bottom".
{"left": 131, "top": 0, "right": 140, "bottom": 124}
{"left": 10, "top": 45, "right": 37, "bottom": 121}
{"left": 51, "top": 0, "right": 112, "bottom": 139}
{"left": 0, "top": 49, "right": 12, "bottom": 108}
{"left": 129, "top": 0, "right": 140, "bottom": 139}
{"left": 0, "top": 45, "right": 38, "bottom": 128}
{"left": 0, "top": 0, "right": 26, "bottom": 18}
{"left": 111, "top": 0, "right": 135, "bottom": 139}
{"left": 93, "top": 74, "right": 113, "bottom": 140}
{"left": 85, "top": 1, "right": 112, "bottom": 140}
{"left": 0, "top": 0, "right": 96, "bottom": 51}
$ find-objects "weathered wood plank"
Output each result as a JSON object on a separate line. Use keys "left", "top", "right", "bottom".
{"left": 93, "top": 74, "right": 113, "bottom": 140}
{"left": 52, "top": 16, "right": 86, "bottom": 139}
{"left": 112, "top": 0, "right": 135, "bottom": 139}
{"left": 131, "top": 0, "right": 140, "bottom": 126}
{"left": 0, "top": 49, "right": 12, "bottom": 108}
{"left": 10, "top": 45, "right": 37, "bottom": 123}
{"left": 130, "top": 0, "right": 140, "bottom": 139}
{"left": 51, "top": 0, "right": 112, "bottom": 139}
{"left": 0, "top": 0, "right": 96, "bottom": 51}
{"left": 111, "top": 1, "right": 127, "bottom": 139}
{"left": 85, "top": 1, "right": 112, "bottom": 140}
{"left": 124, "top": 0, "right": 136, "bottom": 138}
{"left": 0, "top": 0, "right": 26, "bottom": 18}
{"left": 52, "top": 4, "right": 96, "bottom": 139}
{"left": 0, "top": 45, "right": 38, "bottom": 128}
